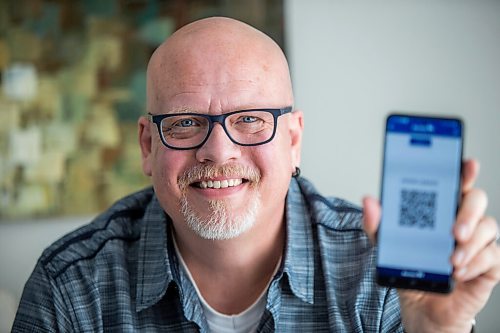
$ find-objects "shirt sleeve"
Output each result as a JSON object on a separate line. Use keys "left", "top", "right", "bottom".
{"left": 380, "top": 287, "right": 405, "bottom": 332}
{"left": 12, "top": 260, "right": 72, "bottom": 332}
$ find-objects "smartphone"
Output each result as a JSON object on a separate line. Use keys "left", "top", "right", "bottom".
{"left": 376, "top": 114, "right": 463, "bottom": 293}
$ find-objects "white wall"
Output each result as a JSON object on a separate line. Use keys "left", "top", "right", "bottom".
{"left": 285, "top": 0, "right": 500, "bottom": 331}
{"left": 0, "top": 217, "right": 90, "bottom": 331}
{"left": 0, "top": 217, "right": 90, "bottom": 299}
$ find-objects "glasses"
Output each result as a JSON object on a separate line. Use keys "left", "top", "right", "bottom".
{"left": 148, "top": 106, "right": 293, "bottom": 150}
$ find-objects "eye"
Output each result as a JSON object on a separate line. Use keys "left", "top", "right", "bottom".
{"left": 228, "top": 111, "right": 270, "bottom": 132}
{"left": 174, "top": 118, "right": 198, "bottom": 127}
{"left": 241, "top": 116, "right": 257, "bottom": 123}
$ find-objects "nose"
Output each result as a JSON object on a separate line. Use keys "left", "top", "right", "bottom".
{"left": 195, "top": 123, "right": 242, "bottom": 164}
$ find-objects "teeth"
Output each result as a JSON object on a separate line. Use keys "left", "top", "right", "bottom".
{"left": 198, "top": 178, "right": 243, "bottom": 189}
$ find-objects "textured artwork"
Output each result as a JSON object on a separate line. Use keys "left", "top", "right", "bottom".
{"left": 0, "top": 0, "right": 284, "bottom": 220}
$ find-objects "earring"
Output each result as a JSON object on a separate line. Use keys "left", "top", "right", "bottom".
{"left": 292, "top": 166, "right": 301, "bottom": 178}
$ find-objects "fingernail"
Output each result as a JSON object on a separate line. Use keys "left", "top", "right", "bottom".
{"left": 457, "top": 224, "right": 469, "bottom": 239}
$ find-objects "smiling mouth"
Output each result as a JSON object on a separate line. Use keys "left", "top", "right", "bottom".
{"left": 191, "top": 178, "right": 248, "bottom": 189}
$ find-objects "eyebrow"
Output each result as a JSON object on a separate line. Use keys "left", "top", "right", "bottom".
{"left": 151, "top": 105, "right": 287, "bottom": 116}
{"left": 165, "top": 107, "right": 195, "bottom": 114}
{"left": 147, "top": 107, "right": 195, "bottom": 115}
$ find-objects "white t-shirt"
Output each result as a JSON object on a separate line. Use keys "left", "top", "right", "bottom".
{"left": 173, "top": 237, "right": 281, "bottom": 333}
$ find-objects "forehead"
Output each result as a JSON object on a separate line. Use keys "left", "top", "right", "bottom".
{"left": 150, "top": 60, "right": 287, "bottom": 114}
{"left": 147, "top": 27, "right": 293, "bottom": 115}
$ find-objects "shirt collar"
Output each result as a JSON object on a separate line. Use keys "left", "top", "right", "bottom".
{"left": 281, "top": 177, "right": 315, "bottom": 304}
{"left": 135, "top": 177, "right": 315, "bottom": 311}
{"left": 135, "top": 194, "right": 176, "bottom": 312}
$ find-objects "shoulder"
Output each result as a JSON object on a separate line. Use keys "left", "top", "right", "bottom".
{"left": 296, "top": 177, "right": 364, "bottom": 232}
{"left": 38, "top": 187, "right": 154, "bottom": 279}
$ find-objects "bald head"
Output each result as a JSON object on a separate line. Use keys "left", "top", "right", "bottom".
{"left": 146, "top": 17, "right": 294, "bottom": 114}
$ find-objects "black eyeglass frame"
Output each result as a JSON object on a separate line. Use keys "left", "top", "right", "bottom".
{"left": 147, "top": 106, "right": 293, "bottom": 150}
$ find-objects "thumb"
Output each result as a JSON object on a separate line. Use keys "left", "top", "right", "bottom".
{"left": 461, "top": 159, "right": 480, "bottom": 193}
{"left": 362, "top": 196, "right": 381, "bottom": 244}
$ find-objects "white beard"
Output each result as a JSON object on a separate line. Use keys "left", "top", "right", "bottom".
{"left": 180, "top": 191, "right": 261, "bottom": 240}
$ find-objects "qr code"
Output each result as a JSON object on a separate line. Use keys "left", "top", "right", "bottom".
{"left": 399, "top": 189, "right": 437, "bottom": 229}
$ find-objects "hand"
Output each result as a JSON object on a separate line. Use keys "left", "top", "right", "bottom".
{"left": 363, "top": 159, "right": 500, "bottom": 333}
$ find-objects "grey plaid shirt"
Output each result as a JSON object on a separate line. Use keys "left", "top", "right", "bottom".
{"left": 13, "top": 177, "right": 403, "bottom": 332}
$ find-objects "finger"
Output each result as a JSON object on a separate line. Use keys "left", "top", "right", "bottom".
{"left": 452, "top": 216, "right": 498, "bottom": 268}
{"left": 362, "top": 196, "right": 380, "bottom": 244}
{"left": 454, "top": 241, "right": 500, "bottom": 282}
{"left": 454, "top": 188, "right": 488, "bottom": 242}
{"left": 461, "top": 159, "right": 480, "bottom": 193}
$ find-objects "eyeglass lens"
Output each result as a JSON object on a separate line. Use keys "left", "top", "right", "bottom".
{"left": 160, "top": 110, "right": 276, "bottom": 148}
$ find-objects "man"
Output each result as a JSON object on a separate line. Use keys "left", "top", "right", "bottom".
{"left": 13, "top": 17, "right": 499, "bottom": 332}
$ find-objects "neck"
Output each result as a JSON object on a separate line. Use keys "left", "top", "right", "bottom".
{"left": 173, "top": 207, "right": 286, "bottom": 314}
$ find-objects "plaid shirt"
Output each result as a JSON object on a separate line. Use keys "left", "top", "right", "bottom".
{"left": 13, "top": 177, "right": 403, "bottom": 332}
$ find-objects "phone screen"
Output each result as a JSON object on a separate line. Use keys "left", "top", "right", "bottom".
{"left": 376, "top": 114, "right": 463, "bottom": 293}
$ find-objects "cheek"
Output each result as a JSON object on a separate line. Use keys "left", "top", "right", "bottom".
{"left": 150, "top": 148, "right": 189, "bottom": 199}
{"left": 267, "top": 129, "right": 293, "bottom": 171}
{"left": 252, "top": 132, "right": 293, "bottom": 187}
{"left": 150, "top": 149, "right": 197, "bottom": 222}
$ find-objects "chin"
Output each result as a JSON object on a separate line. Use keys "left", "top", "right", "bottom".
{"left": 180, "top": 193, "right": 261, "bottom": 240}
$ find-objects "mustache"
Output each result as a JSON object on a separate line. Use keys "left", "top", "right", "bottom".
{"left": 178, "top": 164, "right": 261, "bottom": 190}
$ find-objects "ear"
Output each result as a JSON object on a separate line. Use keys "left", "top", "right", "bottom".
{"left": 138, "top": 116, "right": 153, "bottom": 176}
{"left": 289, "top": 110, "right": 304, "bottom": 172}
